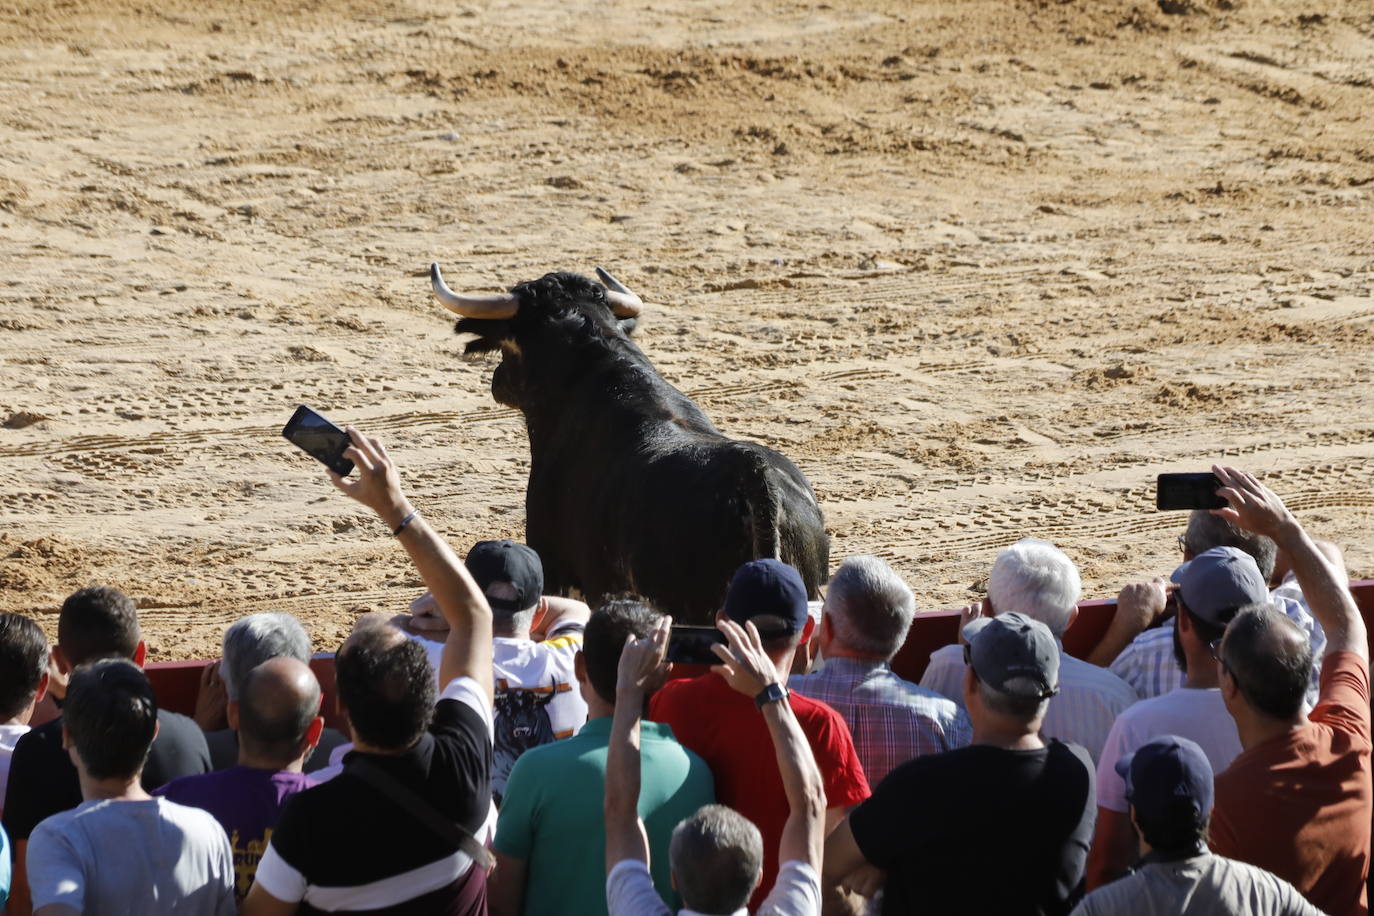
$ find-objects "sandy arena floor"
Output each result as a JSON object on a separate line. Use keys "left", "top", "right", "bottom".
{"left": 1, "top": 0, "right": 1371, "bottom": 659}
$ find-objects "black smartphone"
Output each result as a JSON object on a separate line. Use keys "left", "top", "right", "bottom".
{"left": 282, "top": 405, "right": 355, "bottom": 477}
{"left": 666, "top": 625, "right": 727, "bottom": 665}
{"left": 1156, "top": 472, "right": 1225, "bottom": 511}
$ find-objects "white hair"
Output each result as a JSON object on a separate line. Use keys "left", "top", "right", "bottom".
{"left": 986, "top": 539, "right": 1081, "bottom": 637}
{"left": 221, "top": 613, "right": 311, "bottom": 701}
{"left": 825, "top": 555, "right": 916, "bottom": 660}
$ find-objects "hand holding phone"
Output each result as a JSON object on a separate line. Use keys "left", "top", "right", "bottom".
{"left": 1156, "top": 472, "right": 1225, "bottom": 511}
{"left": 666, "top": 625, "right": 728, "bottom": 666}
{"left": 282, "top": 405, "right": 355, "bottom": 476}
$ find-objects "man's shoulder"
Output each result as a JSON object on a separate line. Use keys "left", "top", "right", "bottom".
{"left": 926, "top": 643, "right": 963, "bottom": 666}
{"left": 1061, "top": 655, "right": 1137, "bottom": 702}
{"left": 788, "top": 690, "right": 850, "bottom": 727}
{"left": 154, "top": 709, "right": 211, "bottom": 746}
{"left": 15, "top": 716, "right": 63, "bottom": 753}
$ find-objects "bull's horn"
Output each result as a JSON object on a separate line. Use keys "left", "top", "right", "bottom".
{"left": 594, "top": 267, "right": 642, "bottom": 318}
{"left": 431, "top": 262, "right": 519, "bottom": 319}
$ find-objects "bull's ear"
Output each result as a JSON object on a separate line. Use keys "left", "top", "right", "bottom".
{"left": 616, "top": 317, "right": 639, "bottom": 336}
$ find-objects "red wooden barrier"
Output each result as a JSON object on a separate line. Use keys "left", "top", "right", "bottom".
{"left": 145, "top": 580, "right": 1374, "bottom": 725}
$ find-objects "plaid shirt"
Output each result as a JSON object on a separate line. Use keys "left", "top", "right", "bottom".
{"left": 1110, "top": 591, "right": 1324, "bottom": 703}
{"left": 790, "top": 657, "right": 971, "bottom": 786}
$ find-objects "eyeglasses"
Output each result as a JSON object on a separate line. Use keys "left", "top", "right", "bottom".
{"left": 1208, "top": 638, "right": 1223, "bottom": 661}
{"left": 963, "top": 644, "right": 974, "bottom": 670}
{"left": 1177, "top": 534, "right": 1188, "bottom": 553}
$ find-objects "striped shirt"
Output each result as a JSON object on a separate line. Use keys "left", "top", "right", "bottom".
{"left": 919, "top": 642, "right": 1137, "bottom": 764}
{"left": 1109, "top": 592, "right": 1324, "bottom": 703}
{"left": 790, "top": 657, "right": 971, "bottom": 786}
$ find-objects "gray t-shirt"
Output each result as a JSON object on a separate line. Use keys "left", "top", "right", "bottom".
{"left": 1071, "top": 853, "right": 1325, "bottom": 916}
{"left": 28, "top": 797, "right": 234, "bottom": 915}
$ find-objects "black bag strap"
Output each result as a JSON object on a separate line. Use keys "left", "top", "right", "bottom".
{"left": 348, "top": 757, "right": 495, "bottom": 871}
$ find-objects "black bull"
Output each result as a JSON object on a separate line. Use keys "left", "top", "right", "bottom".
{"left": 433, "top": 264, "right": 828, "bottom": 624}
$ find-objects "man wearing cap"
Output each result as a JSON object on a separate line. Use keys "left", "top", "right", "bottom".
{"left": 650, "top": 559, "right": 870, "bottom": 912}
{"left": 401, "top": 539, "right": 591, "bottom": 798}
{"left": 1207, "top": 466, "right": 1370, "bottom": 916}
{"left": 1084, "top": 546, "right": 1264, "bottom": 890}
{"left": 824, "top": 611, "right": 1097, "bottom": 914}
{"left": 919, "top": 538, "right": 1137, "bottom": 763}
{"left": 1073, "top": 735, "right": 1322, "bottom": 915}
{"left": 1090, "top": 510, "right": 1326, "bottom": 702}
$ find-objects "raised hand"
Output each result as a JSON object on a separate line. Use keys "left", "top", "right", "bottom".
{"left": 711, "top": 618, "right": 781, "bottom": 698}
{"left": 1211, "top": 465, "right": 1295, "bottom": 540}
{"left": 328, "top": 427, "right": 413, "bottom": 527}
{"left": 616, "top": 615, "right": 671, "bottom": 696}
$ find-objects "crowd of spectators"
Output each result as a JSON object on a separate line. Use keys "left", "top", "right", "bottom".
{"left": 0, "top": 428, "right": 1367, "bottom": 916}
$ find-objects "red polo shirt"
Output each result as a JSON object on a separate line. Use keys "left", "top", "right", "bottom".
{"left": 650, "top": 672, "right": 870, "bottom": 910}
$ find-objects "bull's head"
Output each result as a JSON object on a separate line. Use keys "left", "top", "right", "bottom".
{"left": 431, "top": 263, "right": 644, "bottom": 411}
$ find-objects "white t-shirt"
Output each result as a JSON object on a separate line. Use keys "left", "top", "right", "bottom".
{"left": 409, "top": 623, "right": 588, "bottom": 795}
{"left": 28, "top": 797, "right": 235, "bottom": 915}
{"left": 1095, "top": 687, "right": 1242, "bottom": 813}
{"left": 607, "top": 858, "right": 821, "bottom": 916}
{"left": 0, "top": 723, "right": 31, "bottom": 813}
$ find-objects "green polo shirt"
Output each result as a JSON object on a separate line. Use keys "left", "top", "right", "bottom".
{"left": 493, "top": 716, "right": 714, "bottom": 916}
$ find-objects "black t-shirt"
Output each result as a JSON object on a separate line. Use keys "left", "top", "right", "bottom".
{"left": 849, "top": 740, "right": 1096, "bottom": 916}
{"left": 264, "top": 693, "right": 493, "bottom": 914}
{"left": 2, "top": 708, "right": 211, "bottom": 840}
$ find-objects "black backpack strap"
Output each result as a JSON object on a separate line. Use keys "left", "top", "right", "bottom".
{"left": 348, "top": 757, "right": 495, "bottom": 871}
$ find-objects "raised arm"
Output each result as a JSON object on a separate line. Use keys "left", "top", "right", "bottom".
{"left": 604, "top": 617, "right": 672, "bottom": 872}
{"left": 531, "top": 596, "right": 592, "bottom": 640}
{"left": 330, "top": 428, "right": 494, "bottom": 702}
{"left": 712, "top": 619, "right": 826, "bottom": 872}
{"left": 1212, "top": 465, "right": 1366, "bottom": 662}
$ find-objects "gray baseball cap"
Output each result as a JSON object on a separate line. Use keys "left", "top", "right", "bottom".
{"left": 1175, "top": 546, "right": 1269, "bottom": 625}
{"left": 962, "top": 612, "right": 1060, "bottom": 700}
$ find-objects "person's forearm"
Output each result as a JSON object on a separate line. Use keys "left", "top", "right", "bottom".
{"left": 1274, "top": 519, "right": 1365, "bottom": 658}
{"left": 604, "top": 688, "right": 648, "bottom": 868}
{"left": 1085, "top": 620, "right": 1141, "bottom": 669}
{"left": 764, "top": 699, "right": 821, "bottom": 809}
{"left": 533, "top": 597, "right": 591, "bottom": 639}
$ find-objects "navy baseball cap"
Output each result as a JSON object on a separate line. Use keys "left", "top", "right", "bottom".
{"left": 1116, "top": 735, "right": 1213, "bottom": 826}
{"left": 465, "top": 540, "right": 543, "bottom": 613}
{"left": 723, "top": 559, "right": 809, "bottom": 636}
{"left": 1175, "top": 546, "right": 1269, "bottom": 625}
{"left": 962, "top": 612, "right": 1060, "bottom": 700}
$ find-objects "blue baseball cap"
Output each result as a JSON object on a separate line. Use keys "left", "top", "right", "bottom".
{"left": 1175, "top": 546, "right": 1269, "bottom": 625}
{"left": 1116, "top": 735, "right": 1213, "bottom": 826}
{"left": 723, "top": 559, "right": 809, "bottom": 636}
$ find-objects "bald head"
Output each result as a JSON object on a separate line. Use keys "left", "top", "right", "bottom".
{"left": 238, "top": 657, "right": 322, "bottom": 765}
{"left": 1221, "top": 602, "right": 1312, "bottom": 721}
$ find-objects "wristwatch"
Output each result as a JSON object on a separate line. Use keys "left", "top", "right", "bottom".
{"left": 754, "top": 682, "right": 789, "bottom": 708}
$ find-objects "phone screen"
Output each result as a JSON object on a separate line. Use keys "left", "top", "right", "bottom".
{"left": 1156, "top": 472, "right": 1225, "bottom": 511}
{"left": 666, "top": 626, "right": 727, "bottom": 666}
{"left": 282, "top": 405, "right": 355, "bottom": 476}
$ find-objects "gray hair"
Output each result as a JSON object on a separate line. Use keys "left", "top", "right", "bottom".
{"left": 987, "top": 539, "right": 1081, "bottom": 637}
{"left": 978, "top": 682, "right": 1051, "bottom": 722}
{"left": 220, "top": 613, "right": 311, "bottom": 701}
{"left": 485, "top": 581, "right": 538, "bottom": 634}
{"left": 670, "top": 805, "right": 763, "bottom": 914}
{"left": 825, "top": 555, "right": 915, "bottom": 660}
{"left": 1184, "top": 511, "right": 1277, "bottom": 581}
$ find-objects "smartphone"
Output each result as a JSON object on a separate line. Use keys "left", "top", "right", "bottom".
{"left": 666, "top": 625, "right": 727, "bottom": 666}
{"left": 1156, "top": 472, "right": 1225, "bottom": 511}
{"left": 282, "top": 405, "right": 355, "bottom": 476}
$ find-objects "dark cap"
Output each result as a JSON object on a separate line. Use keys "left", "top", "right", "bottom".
{"left": 1175, "top": 546, "right": 1269, "bottom": 625}
{"left": 1115, "top": 735, "right": 1213, "bottom": 826}
{"left": 723, "top": 559, "right": 809, "bottom": 637}
{"left": 464, "top": 540, "right": 543, "bottom": 613}
{"left": 962, "top": 612, "right": 1060, "bottom": 700}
